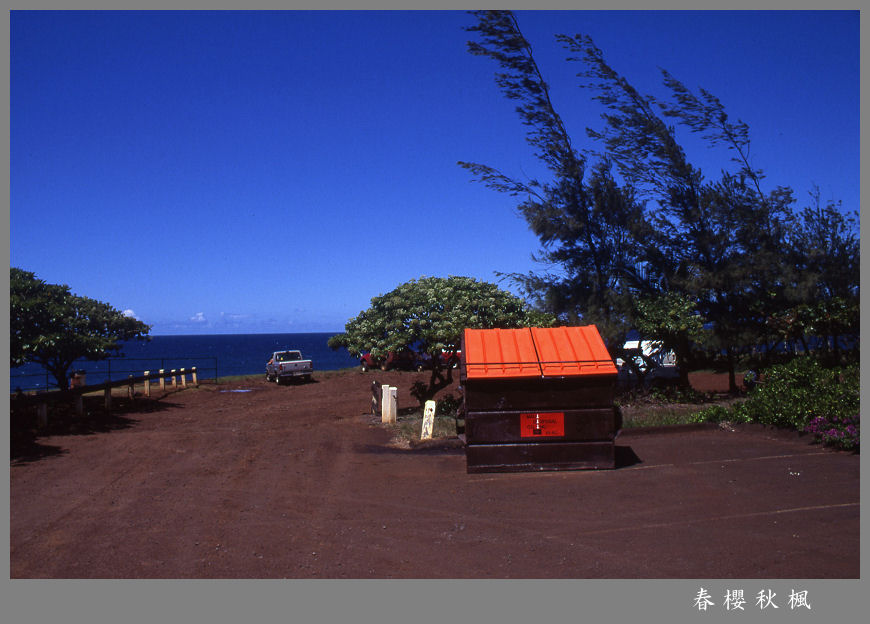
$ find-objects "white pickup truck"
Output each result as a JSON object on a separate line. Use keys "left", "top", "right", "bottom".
{"left": 266, "top": 350, "right": 313, "bottom": 384}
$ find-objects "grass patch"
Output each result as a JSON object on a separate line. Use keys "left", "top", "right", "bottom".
{"left": 620, "top": 403, "right": 727, "bottom": 428}
{"left": 386, "top": 408, "right": 460, "bottom": 445}
{"left": 618, "top": 393, "right": 743, "bottom": 429}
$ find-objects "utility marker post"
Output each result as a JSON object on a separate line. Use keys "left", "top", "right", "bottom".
{"left": 421, "top": 400, "right": 436, "bottom": 440}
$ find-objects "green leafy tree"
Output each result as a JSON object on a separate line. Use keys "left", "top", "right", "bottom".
{"left": 10, "top": 268, "right": 151, "bottom": 389}
{"left": 329, "top": 275, "right": 555, "bottom": 403}
{"left": 632, "top": 292, "right": 705, "bottom": 388}
{"left": 784, "top": 188, "right": 860, "bottom": 361}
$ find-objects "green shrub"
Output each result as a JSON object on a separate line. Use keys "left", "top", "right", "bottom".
{"left": 691, "top": 404, "right": 750, "bottom": 424}
{"left": 735, "top": 358, "right": 858, "bottom": 430}
{"left": 690, "top": 357, "right": 859, "bottom": 450}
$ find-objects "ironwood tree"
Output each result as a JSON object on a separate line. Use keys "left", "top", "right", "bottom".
{"left": 461, "top": 10, "right": 856, "bottom": 390}
{"left": 458, "top": 10, "right": 647, "bottom": 347}
{"left": 10, "top": 267, "right": 151, "bottom": 389}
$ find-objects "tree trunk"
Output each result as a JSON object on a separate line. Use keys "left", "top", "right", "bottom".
{"left": 412, "top": 363, "right": 455, "bottom": 406}
{"left": 49, "top": 366, "right": 70, "bottom": 392}
{"left": 727, "top": 348, "right": 738, "bottom": 394}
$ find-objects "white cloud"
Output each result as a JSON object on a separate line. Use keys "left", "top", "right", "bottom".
{"left": 190, "top": 312, "right": 207, "bottom": 323}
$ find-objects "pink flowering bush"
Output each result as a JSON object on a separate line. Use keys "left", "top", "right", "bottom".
{"left": 803, "top": 414, "right": 860, "bottom": 451}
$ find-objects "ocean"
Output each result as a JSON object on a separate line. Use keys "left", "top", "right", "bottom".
{"left": 10, "top": 332, "right": 359, "bottom": 392}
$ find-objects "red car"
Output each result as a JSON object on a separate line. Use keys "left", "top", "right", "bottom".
{"left": 359, "top": 348, "right": 460, "bottom": 372}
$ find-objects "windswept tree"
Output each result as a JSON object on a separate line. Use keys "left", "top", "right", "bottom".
{"left": 462, "top": 11, "right": 850, "bottom": 391}
{"left": 567, "top": 32, "right": 797, "bottom": 389}
{"left": 328, "top": 275, "right": 555, "bottom": 403}
{"left": 458, "top": 11, "right": 647, "bottom": 346}
{"left": 10, "top": 268, "right": 151, "bottom": 389}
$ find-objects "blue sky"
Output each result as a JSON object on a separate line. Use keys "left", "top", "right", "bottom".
{"left": 10, "top": 10, "right": 859, "bottom": 335}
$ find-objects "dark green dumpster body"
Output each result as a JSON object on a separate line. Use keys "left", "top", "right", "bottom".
{"left": 460, "top": 326, "right": 620, "bottom": 473}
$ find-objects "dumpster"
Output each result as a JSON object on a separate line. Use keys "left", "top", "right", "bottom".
{"left": 460, "top": 326, "right": 620, "bottom": 473}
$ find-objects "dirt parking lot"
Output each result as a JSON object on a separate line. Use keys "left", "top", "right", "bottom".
{"left": 10, "top": 370, "right": 860, "bottom": 578}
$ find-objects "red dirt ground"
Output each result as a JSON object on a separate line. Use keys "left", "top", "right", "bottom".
{"left": 10, "top": 370, "right": 859, "bottom": 578}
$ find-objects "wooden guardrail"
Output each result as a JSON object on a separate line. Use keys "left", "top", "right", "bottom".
{"left": 12, "top": 367, "right": 199, "bottom": 429}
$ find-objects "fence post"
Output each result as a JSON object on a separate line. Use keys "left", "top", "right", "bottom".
{"left": 104, "top": 383, "right": 112, "bottom": 411}
{"left": 171, "top": 370, "right": 177, "bottom": 389}
{"left": 180, "top": 368, "right": 187, "bottom": 388}
{"left": 159, "top": 369, "right": 165, "bottom": 392}
{"left": 128, "top": 375, "right": 135, "bottom": 399}
{"left": 144, "top": 371, "right": 151, "bottom": 397}
{"left": 192, "top": 367, "right": 198, "bottom": 386}
{"left": 75, "top": 394, "right": 84, "bottom": 416}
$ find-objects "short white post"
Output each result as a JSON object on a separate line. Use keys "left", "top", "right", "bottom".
{"left": 171, "top": 370, "right": 177, "bottom": 388}
{"left": 421, "top": 400, "right": 436, "bottom": 440}
{"left": 192, "top": 367, "right": 198, "bottom": 386}
{"left": 381, "top": 385, "right": 398, "bottom": 424}
{"left": 381, "top": 384, "right": 391, "bottom": 423}
{"left": 37, "top": 403, "right": 48, "bottom": 429}
{"left": 159, "top": 369, "right": 166, "bottom": 392}
{"left": 128, "top": 375, "right": 135, "bottom": 399}
{"left": 144, "top": 371, "right": 151, "bottom": 397}
{"left": 180, "top": 368, "right": 187, "bottom": 388}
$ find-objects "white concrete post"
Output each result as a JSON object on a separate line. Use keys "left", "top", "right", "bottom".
{"left": 192, "top": 367, "right": 198, "bottom": 386}
{"left": 381, "top": 384, "right": 391, "bottom": 423}
{"left": 144, "top": 371, "right": 151, "bottom": 397}
{"left": 180, "top": 368, "right": 188, "bottom": 388}
{"left": 171, "top": 370, "right": 177, "bottom": 388}
{"left": 381, "top": 384, "right": 398, "bottom": 424}
{"left": 159, "top": 369, "right": 166, "bottom": 391}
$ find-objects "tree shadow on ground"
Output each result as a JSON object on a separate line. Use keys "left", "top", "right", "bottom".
{"left": 10, "top": 395, "right": 181, "bottom": 464}
{"left": 10, "top": 437, "right": 67, "bottom": 465}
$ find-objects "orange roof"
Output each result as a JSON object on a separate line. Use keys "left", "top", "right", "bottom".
{"left": 463, "top": 328, "right": 541, "bottom": 379}
{"left": 463, "top": 326, "right": 617, "bottom": 380}
{"left": 531, "top": 326, "right": 617, "bottom": 377}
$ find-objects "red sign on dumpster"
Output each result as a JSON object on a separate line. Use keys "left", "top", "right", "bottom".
{"left": 520, "top": 412, "right": 565, "bottom": 437}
